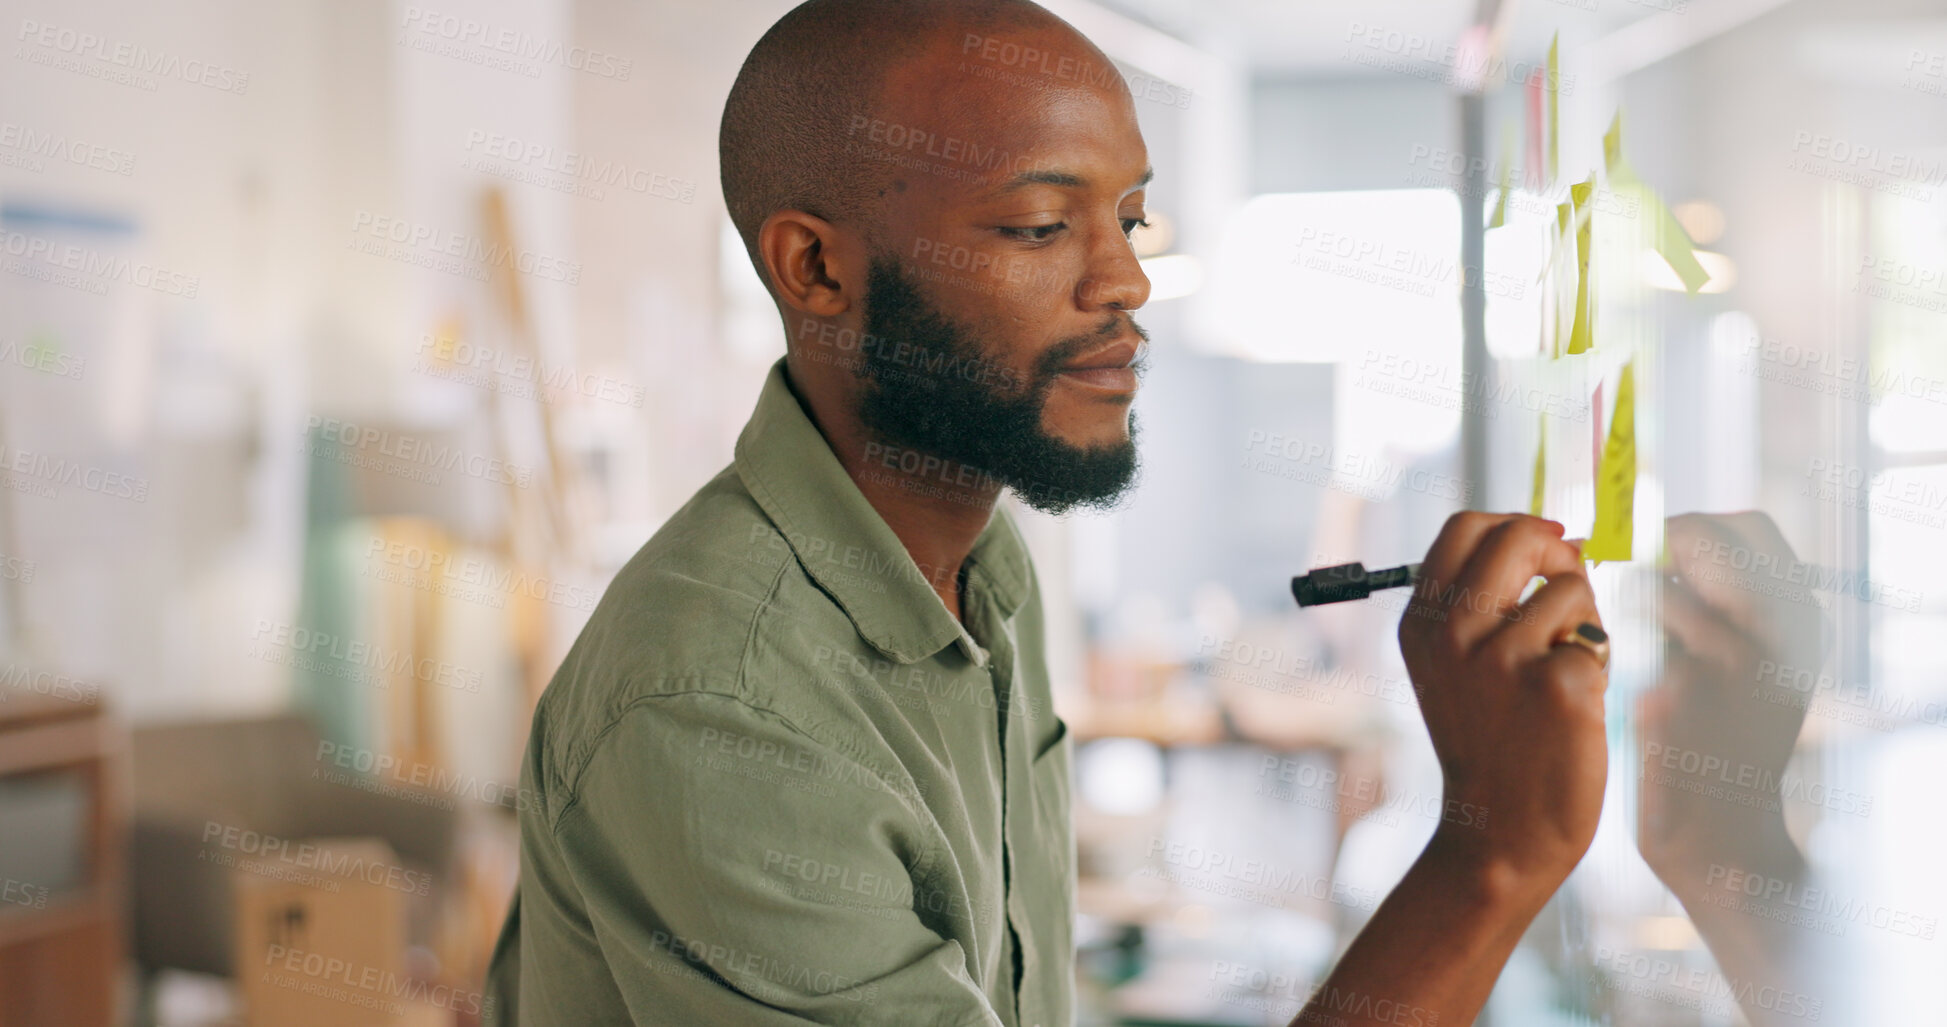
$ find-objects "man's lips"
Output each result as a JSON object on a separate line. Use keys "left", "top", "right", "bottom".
{"left": 1057, "top": 336, "right": 1143, "bottom": 392}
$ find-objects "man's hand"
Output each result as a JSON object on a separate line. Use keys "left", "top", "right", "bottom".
{"left": 1287, "top": 512, "right": 1608, "bottom": 1027}
{"left": 1400, "top": 511, "right": 1609, "bottom": 893}
{"left": 1639, "top": 511, "right": 1820, "bottom": 883}
{"left": 1631, "top": 511, "right": 1837, "bottom": 1026}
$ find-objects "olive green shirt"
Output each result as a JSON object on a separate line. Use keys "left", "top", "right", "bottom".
{"left": 484, "top": 358, "right": 1075, "bottom": 1026}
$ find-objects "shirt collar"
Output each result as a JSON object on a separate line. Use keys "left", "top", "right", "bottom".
{"left": 734, "top": 358, "right": 1031, "bottom": 665}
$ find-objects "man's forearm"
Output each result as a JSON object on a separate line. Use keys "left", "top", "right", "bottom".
{"left": 1286, "top": 829, "right": 1559, "bottom": 1027}
{"left": 1654, "top": 819, "right": 1838, "bottom": 1026}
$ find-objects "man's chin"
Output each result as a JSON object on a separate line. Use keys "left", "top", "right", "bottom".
{"left": 1003, "top": 437, "right": 1140, "bottom": 516}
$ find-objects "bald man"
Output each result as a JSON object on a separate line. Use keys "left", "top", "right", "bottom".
{"left": 483, "top": 1, "right": 1609, "bottom": 1024}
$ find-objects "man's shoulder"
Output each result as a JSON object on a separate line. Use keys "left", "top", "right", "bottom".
{"left": 524, "top": 464, "right": 887, "bottom": 810}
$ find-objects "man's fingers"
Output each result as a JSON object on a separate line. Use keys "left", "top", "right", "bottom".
{"left": 1496, "top": 569, "right": 1601, "bottom": 661}
{"left": 1661, "top": 574, "right": 1762, "bottom": 681}
{"left": 1412, "top": 512, "right": 1527, "bottom": 613}
{"left": 1659, "top": 573, "right": 1740, "bottom": 657}
{"left": 1535, "top": 624, "right": 1613, "bottom": 701}
{"left": 1442, "top": 516, "right": 1582, "bottom": 648}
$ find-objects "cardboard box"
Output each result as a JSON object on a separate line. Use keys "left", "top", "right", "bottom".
{"left": 232, "top": 836, "right": 410, "bottom": 1027}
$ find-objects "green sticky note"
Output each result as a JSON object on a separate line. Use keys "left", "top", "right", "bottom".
{"left": 1647, "top": 188, "right": 1711, "bottom": 294}
{"left": 1546, "top": 33, "right": 1560, "bottom": 185}
{"left": 1529, "top": 413, "right": 1546, "bottom": 517}
{"left": 1603, "top": 109, "right": 1623, "bottom": 176}
{"left": 1489, "top": 124, "right": 1514, "bottom": 230}
{"left": 1567, "top": 176, "right": 1596, "bottom": 355}
{"left": 1587, "top": 359, "right": 1636, "bottom": 563}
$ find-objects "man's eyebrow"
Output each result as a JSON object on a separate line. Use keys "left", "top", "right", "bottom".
{"left": 993, "top": 166, "right": 1155, "bottom": 194}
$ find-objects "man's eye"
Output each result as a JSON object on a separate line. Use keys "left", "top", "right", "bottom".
{"left": 999, "top": 223, "right": 1065, "bottom": 242}
{"left": 1121, "top": 217, "right": 1152, "bottom": 237}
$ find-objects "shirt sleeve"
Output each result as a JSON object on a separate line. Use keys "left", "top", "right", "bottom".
{"left": 551, "top": 690, "right": 1006, "bottom": 1027}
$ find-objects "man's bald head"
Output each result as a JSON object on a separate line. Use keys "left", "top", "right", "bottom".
{"left": 718, "top": 0, "right": 1102, "bottom": 276}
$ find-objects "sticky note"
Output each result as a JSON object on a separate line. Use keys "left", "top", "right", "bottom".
{"left": 1647, "top": 190, "right": 1711, "bottom": 293}
{"left": 1546, "top": 33, "right": 1560, "bottom": 185}
{"left": 1551, "top": 200, "right": 1576, "bottom": 357}
{"left": 1601, "top": 108, "right": 1710, "bottom": 294}
{"left": 1587, "top": 359, "right": 1636, "bottom": 563}
{"left": 1603, "top": 110, "right": 1623, "bottom": 176}
{"left": 1567, "top": 176, "right": 1596, "bottom": 355}
{"left": 1489, "top": 124, "right": 1514, "bottom": 230}
{"left": 1530, "top": 413, "right": 1546, "bottom": 517}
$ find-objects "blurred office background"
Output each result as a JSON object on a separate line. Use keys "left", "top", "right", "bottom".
{"left": 1, "top": 0, "right": 1943, "bottom": 1023}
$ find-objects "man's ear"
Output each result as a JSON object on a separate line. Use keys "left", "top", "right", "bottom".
{"left": 758, "top": 210, "right": 858, "bottom": 319}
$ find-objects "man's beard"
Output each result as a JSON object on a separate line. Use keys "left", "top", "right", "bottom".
{"left": 855, "top": 255, "right": 1142, "bottom": 515}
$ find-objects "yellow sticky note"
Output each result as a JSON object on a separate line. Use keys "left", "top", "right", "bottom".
{"left": 1489, "top": 125, "right": 1514, "bottom": 230}
{"left": 1529, "top": 413, "right": 1546, "bottom": 517}
{"left": 1587, "top": 359, "right": 1636, "bottom": 563}
{"left": 1550, "top": 200, "right": 1575, "bottom": 357}
{"left": 1546, "top": 33, "right": 1560, "bottom": 186}
{"left": 1603, "top": 109, "right": 1623, "bottom": 176}
{"left": 1602, "top": 108, "right": 1710, "bottom": 294}
{"left": 1647, "top": 188, "right": 1711, "bottom": 293}
{"left": 1567, "top": 176, "right": 1595, "bottom": 355}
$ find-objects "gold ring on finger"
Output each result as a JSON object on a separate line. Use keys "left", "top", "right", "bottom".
{"left": 1553, "top": 621, "right": 1611, "bottom": 669}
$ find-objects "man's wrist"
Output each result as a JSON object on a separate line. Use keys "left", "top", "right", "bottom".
{"left": 1419, "top": 824, "right": 1569, "bottom": 921}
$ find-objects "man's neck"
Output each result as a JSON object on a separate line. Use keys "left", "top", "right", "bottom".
{"left": 786, "top": 367, "right": 1001, "bottom": 623}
